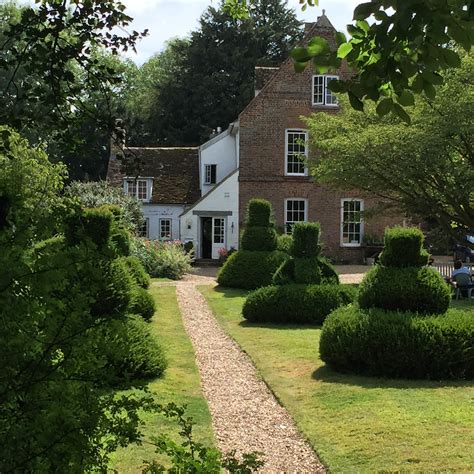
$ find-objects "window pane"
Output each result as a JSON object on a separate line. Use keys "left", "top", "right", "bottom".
{"left": 325, "top": 76, "right": 339, "bottom": 105}
{"left": 126, "top": 180, "right": 136, "bottom": 197}
{"left": 341, "top": 199, "right": 362, "bottom": 244}
{"left": 285, "top": 199, "right": 306, "bottom": 233}
{"left": 313, "top": 76, "right": 324, "bottom": 104}
{"left": 160, "top": 219, "right": 171, "bottom": 240}
{"left": 286, "top": 130, "right": 307, "bottom": 175}
{"left": 137, "top": 180, "right": 148, "bottom": 200}
{"left": 138, "top": 218, "right": 149, "bottom": 238}
{"left": 213, "top": 218, "right": 224, "bottom": 244}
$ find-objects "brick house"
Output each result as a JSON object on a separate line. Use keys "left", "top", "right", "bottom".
{"left": 109, "top": 13, "right": 401, "bottom": 262}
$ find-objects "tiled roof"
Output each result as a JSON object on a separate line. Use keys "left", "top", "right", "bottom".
{"left": 107, "top": 147, "right": 200, "bottom": 205}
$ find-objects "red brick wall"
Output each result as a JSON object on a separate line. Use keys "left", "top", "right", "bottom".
{"left": 238, "top": 22, "right": 402, "bottom": 263}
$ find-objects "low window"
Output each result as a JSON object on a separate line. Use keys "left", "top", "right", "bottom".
{"left": 124, "top": 179, "right": 152, "bottom": 202}
{"left": 159, "top": 219, "right": 172, "bottom": 240}
{"left": 285, "top": 199, "right": 307, "bottom": 233}
{"left": 312, "top": 75, "right": 339, "bottom": 106}
{"left": 204, "top": 164, "right": 217, "bottom": 185}
{"left": 286, "top": 129, "right": 308, "bottom": 176}
{"left": 341, "top": 199, "right": 364, "bottom": 246}
{"left": 213, "top": 218, "right": 225, "bottom": 244}
{"left": 138, "top": 218, "right": 149, "bottom": 238}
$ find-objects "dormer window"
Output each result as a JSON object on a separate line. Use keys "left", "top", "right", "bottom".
{"left": 312, "top": 75, "right": 339, "bottom": 106}
{"left": 124, "top": 178, "right": 152, "bottom": 202}
{"left": 204, "top": 164, "right": 217, "bottom": 185}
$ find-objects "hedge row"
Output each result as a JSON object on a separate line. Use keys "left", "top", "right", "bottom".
{"left": 242, "top": 284, "right": 356, "bottom": 325}
{"left": 320, "top": 306, "right": 474, "bottom": 379}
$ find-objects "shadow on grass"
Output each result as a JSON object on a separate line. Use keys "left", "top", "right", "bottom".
{"left": 312, "top": 364, "right": 472, "bottom": 389}
{"left": 238, "top": 319, "right": 322, "bottom": 331}
{"left": 212, "top": 285, "right": 249, "bottom": 298}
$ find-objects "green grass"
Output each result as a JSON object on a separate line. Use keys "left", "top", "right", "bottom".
{"left": 200, "top": 285, "right": 474, "bottom": 472}
{"left": 110, "top": 286, "right": 214, "bottom": 472}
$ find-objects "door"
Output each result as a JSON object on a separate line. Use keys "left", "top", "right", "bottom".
{"left": 211, "top": 217, "right": 225, "bottom": 259}
{"left": 201, "top": 217, "right": 212, "bottom": 259}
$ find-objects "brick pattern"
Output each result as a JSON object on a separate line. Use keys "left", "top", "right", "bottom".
{"left": 238, "top": 18, "right": 402, "bottom": 263}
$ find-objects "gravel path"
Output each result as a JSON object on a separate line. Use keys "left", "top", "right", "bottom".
{"left": 174, "top": 281, "right": 325, "bottom": 473}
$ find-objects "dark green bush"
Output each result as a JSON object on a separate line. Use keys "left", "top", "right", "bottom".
{"left": 242, "top": 284, "right": 356, "bottom": 324}
{"left": 273, "top": 259, "right": 295, "bottom": 285}
{"left": 123, "top": 256, "right": 150, "bottom": 288}
{"left": 110, "top": 227, "right": 131, "bottom": 256}
{"left": 320, "top": 306, "right": 474, "bottom": 379}
{"left": 246, "top": 199, "right": 272, "bottom": 227}
{"left": 358, "top": 265, "right": 451, "bottom": 315}
{"left": 217, "top": 250, "right": 288, "bottom": 290}
{"left": 65, "top": 207, "right": 112, "bottom": 248}
{"left": 277, "top": 234, "right": 293, "bottom": 254}
{"left": 240, "top": 226, "right": 277, "bottom": 251}
{"left": 379, "top": 226, "right": 429, "bottom": 267}
{"left": 292, "top": 222, "right": 321, "bottom": 258}
{"left": 318, "top": 257, "right": 339, "bottom": 284}
{"left": 104, "top": 315, "right": 167, "bottom": 384}
{"left": 129, "top": 287, "right": 156, "bottom": 321}
{"left": 294, "top": 257, "right": 322, "bottom": 284}
{"left": 91, "top": 259, "right": 134, "bottom": 316}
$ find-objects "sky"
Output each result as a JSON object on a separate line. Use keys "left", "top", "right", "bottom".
{"left": 119, "top": 0, "right": 363, "bottom": 64}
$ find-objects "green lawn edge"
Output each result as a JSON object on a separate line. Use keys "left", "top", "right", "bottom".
{"left": 199, "top": 285, "right": 474, "bottom": 472}
{"left": 110, "top": 286, "right": 214, "bottom": 472}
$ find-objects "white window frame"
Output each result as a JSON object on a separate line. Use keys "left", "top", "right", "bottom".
{"left": 138, "top": 218, "right": 149, "bottom": 238}
{"left": 123, "top": 178, "right": 153, "bottom": 203}
{"left": 340, "top": 198, "right": 364, "bottom": 247}
{"left": 312, "top": 75, "right": 339, "bottom": 107}
{"left": 284, "top": 198, "right": 308, "bottom": 234}
{"left": 285, "top": 129, "right": 308, "bottom": 176}
{"left": 204, "top": 164, "right": 217, "bottom": 185}
{"left": 159, "top": 218, "right": 172, "bottom": 241}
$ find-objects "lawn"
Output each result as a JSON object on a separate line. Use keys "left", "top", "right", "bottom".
{"left": 200, "top": 285, "right": 474, "bottom": 472}
{"left": 110, "top": 286, "right": 214, "bottom": 472}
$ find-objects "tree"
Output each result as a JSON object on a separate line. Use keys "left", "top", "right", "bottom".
{"left": 231, "top": 0, "right": 473, "bottom": 122}
{"left": 304, "top": 50, "right": 474, "bottom": 241}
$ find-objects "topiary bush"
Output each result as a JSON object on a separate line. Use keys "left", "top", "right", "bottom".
{"left": 277, "top": 234, "right": 293, "bottom": 254}
{"left": 103, "top": 315, "right": 167, "bottom": 384}
{"left": 243, "top": 284, "right": 356, "bottom": 325}
{"left": 129, "top": 287, "right": 156, "bottom": 321}
{"left": 358, "top": 265, "right": 451, "bottom": 314}
{"left": 246, "top": 199, "right": 272, "bottom": 227}
{"left": 217, "top": 250, "right": 288, "bottom": 290}
{"left": 320, "top": 306, "right": 474, "bottom": 379}
{"left": 123, "top": 256, "right": 150, "bottom": 288}
{"left": 292, "top": 222, "right": 321, "bottom": 258}
{"left": 240, "top": 226, "right": 277, "bottom": 251}
{"left": 379, "top": 226, "right": 429, "bottom": 267}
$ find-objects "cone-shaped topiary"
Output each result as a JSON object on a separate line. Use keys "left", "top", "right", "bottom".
{"left": 217, "top": 199, "right": 287, "bottom": 289}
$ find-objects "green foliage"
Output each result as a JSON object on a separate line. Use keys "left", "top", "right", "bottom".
{"left": 320, "top": 306, "right": 474, "bottom": 379}
{"left": 379, "top": 227, "right": 429, "bottom": 267}
{"left": 318, "top": 257, "right": 339, "bottom": 284}
{"left": 359, "top": 265, "right": 451, "bottom": 315}
{"left": 142, "top": 403, "right": 264, "bottom": 473}
{"left": 272, "top": 258, "right": 295, "bottom": 285}
{"left": 273, "top": 256, "right": 339, "bottom": 285}
{"left": 294, "top": 257, "right": 322, "bottom": 284}
{"left": 277, "top": 233, "right": 293, "bottom": 254}
{"left": 65, "top": 207, "right": 113, "bottom": 249}
{"left": 242, "top": 284, "right": 356, "bottom": 324}
{"left": 65, "top": 181, "right": 144, "bottom": 232}
{"left": 103, "top": 315, "right": 167, "bottom": 384}
{"left": 110, "top": 227, "right": 132, "bottom": 257}
{"left": 217, "top": 250, "right": 288, "bottom": 289}
{"left": 129, "top": 287, "right": 156, "bottom": 322}
{"left": 131, "top": 238, "right": 193, "bottom": 280}
{"left": 247, "top": 198, "right": 272, "bottom": 226}
{"left": 305, "top": 50, "right": 474, "bottom": 239}
{"left": 123, "top": 256, "right": 150, "bottom": 288}
{"left": 241, "top": 226, "right": 278, "bottom": 251}
{"left": 291, "top": 222, "right": 321, "bottom": 258}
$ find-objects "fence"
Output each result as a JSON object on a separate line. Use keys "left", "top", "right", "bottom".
{"left": 433, "top": 263, "right": 474, "bottom": 279}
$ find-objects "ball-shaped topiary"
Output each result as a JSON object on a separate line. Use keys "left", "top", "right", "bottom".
{"left": 320, "top": 306, "right": 474, "bottom": 379}
{"left": 123, "top": 256, "right": 150, "bottom": 288}
{"left": 128, "top": 286, "right": 156, "bottom": 321}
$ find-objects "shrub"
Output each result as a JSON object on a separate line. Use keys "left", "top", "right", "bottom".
{"left": 65, "top": 207, "right": 112, "bottom": 249}
{"left": 129, "top": 287, "right": 156, "bottom": 321}
{"left": 131, "top": 238, "right": 192, "bottom": 279}
{"left": 273, "top": 256, "right": 339, "bottom": 285}
{"left": 294, "top": 257, "right": 322, "bottom": 284}
{"left": 110, "top": 227, "right": 131, "bottom": 257}
{"left": 320, "top": 306, "right": 474, "bottom": 379}
{"left": 243, "top": 284, "right": 356, "bottom": 324}
{"left": 291, "top": 222, "right": 321, "bottom": 258}
{"left": 246, "top": 199, "right": 272, "bottom": 227}
{"left": 379, "top": 226, "right": 429, "bottom": 267}
{"left": 123, "top": 256, "right": 150, "bottom": 288}
{"left": 318, "top": 257, "right": 339, "bottom": 284}
{"left": 240, "top": 226, "right": 277, "bottom": 251}
{"left": 104, "top": 315, "right": 167, "bottom": 384}
{"left": 358, "top": 265, "right": 451, "bottom": 314}
{"left": 217, "top": 250, "right": 288, "bottom": 290}
{"left": 277, "top": 234, "right": 292, "bottom": 254}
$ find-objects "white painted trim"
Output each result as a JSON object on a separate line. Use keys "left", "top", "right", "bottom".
{"left": 312, "top": 74, "right": 339, "bottom": 107}
{"left": 340, "top": 198, "right": 364, "bottom": 247}
{"left": 284, "top": 129, "right": 308, "bottom": 176}
{"left": 123, "top": 178, "right": 153, "bottom": 203}
{"left": 284, "top": 198, "right": 308, "bottom": 233}
{"left": 159, "top": 218, "right": 172, "bottom": 240}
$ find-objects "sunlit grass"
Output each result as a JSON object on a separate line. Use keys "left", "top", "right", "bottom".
{"left": 200, "top": 285, "right": 474, "bottom": 472}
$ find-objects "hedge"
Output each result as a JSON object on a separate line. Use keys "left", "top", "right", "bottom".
{"left": 320, "top": 306, "right": 474, "bottom": 379}
{"left": 358, "top": 265, "right": 451, "bottom": 315}
{"left": 123, "top": 256, "right": 150, "bottom": 288}
{"left": 242, "top": 284, "right": 356, "bottom": 324}
{"left": 128, "top": 287, "right": 156, "bottom": 321}
{"left": 273, "top": 257, "right": 339, "bottom": 285}
{"left": 217, "top": 250, "right": 288, "bottom": 290}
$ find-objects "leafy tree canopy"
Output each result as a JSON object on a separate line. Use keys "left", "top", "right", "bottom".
{"left": 230, "top": 0, "right": 473, "bottom": 123}
{"left": 304, "top": 50, "right": 474, "bottom": 241}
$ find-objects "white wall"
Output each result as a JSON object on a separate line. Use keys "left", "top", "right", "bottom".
{"left": 181, "top": 171, "right": 239, "bottom": 258}
{"left": 143, "top": 204, "right": 184, "bottom": 240}
{"left": 200, "top": 131, "right": 237, "bottom": 195}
